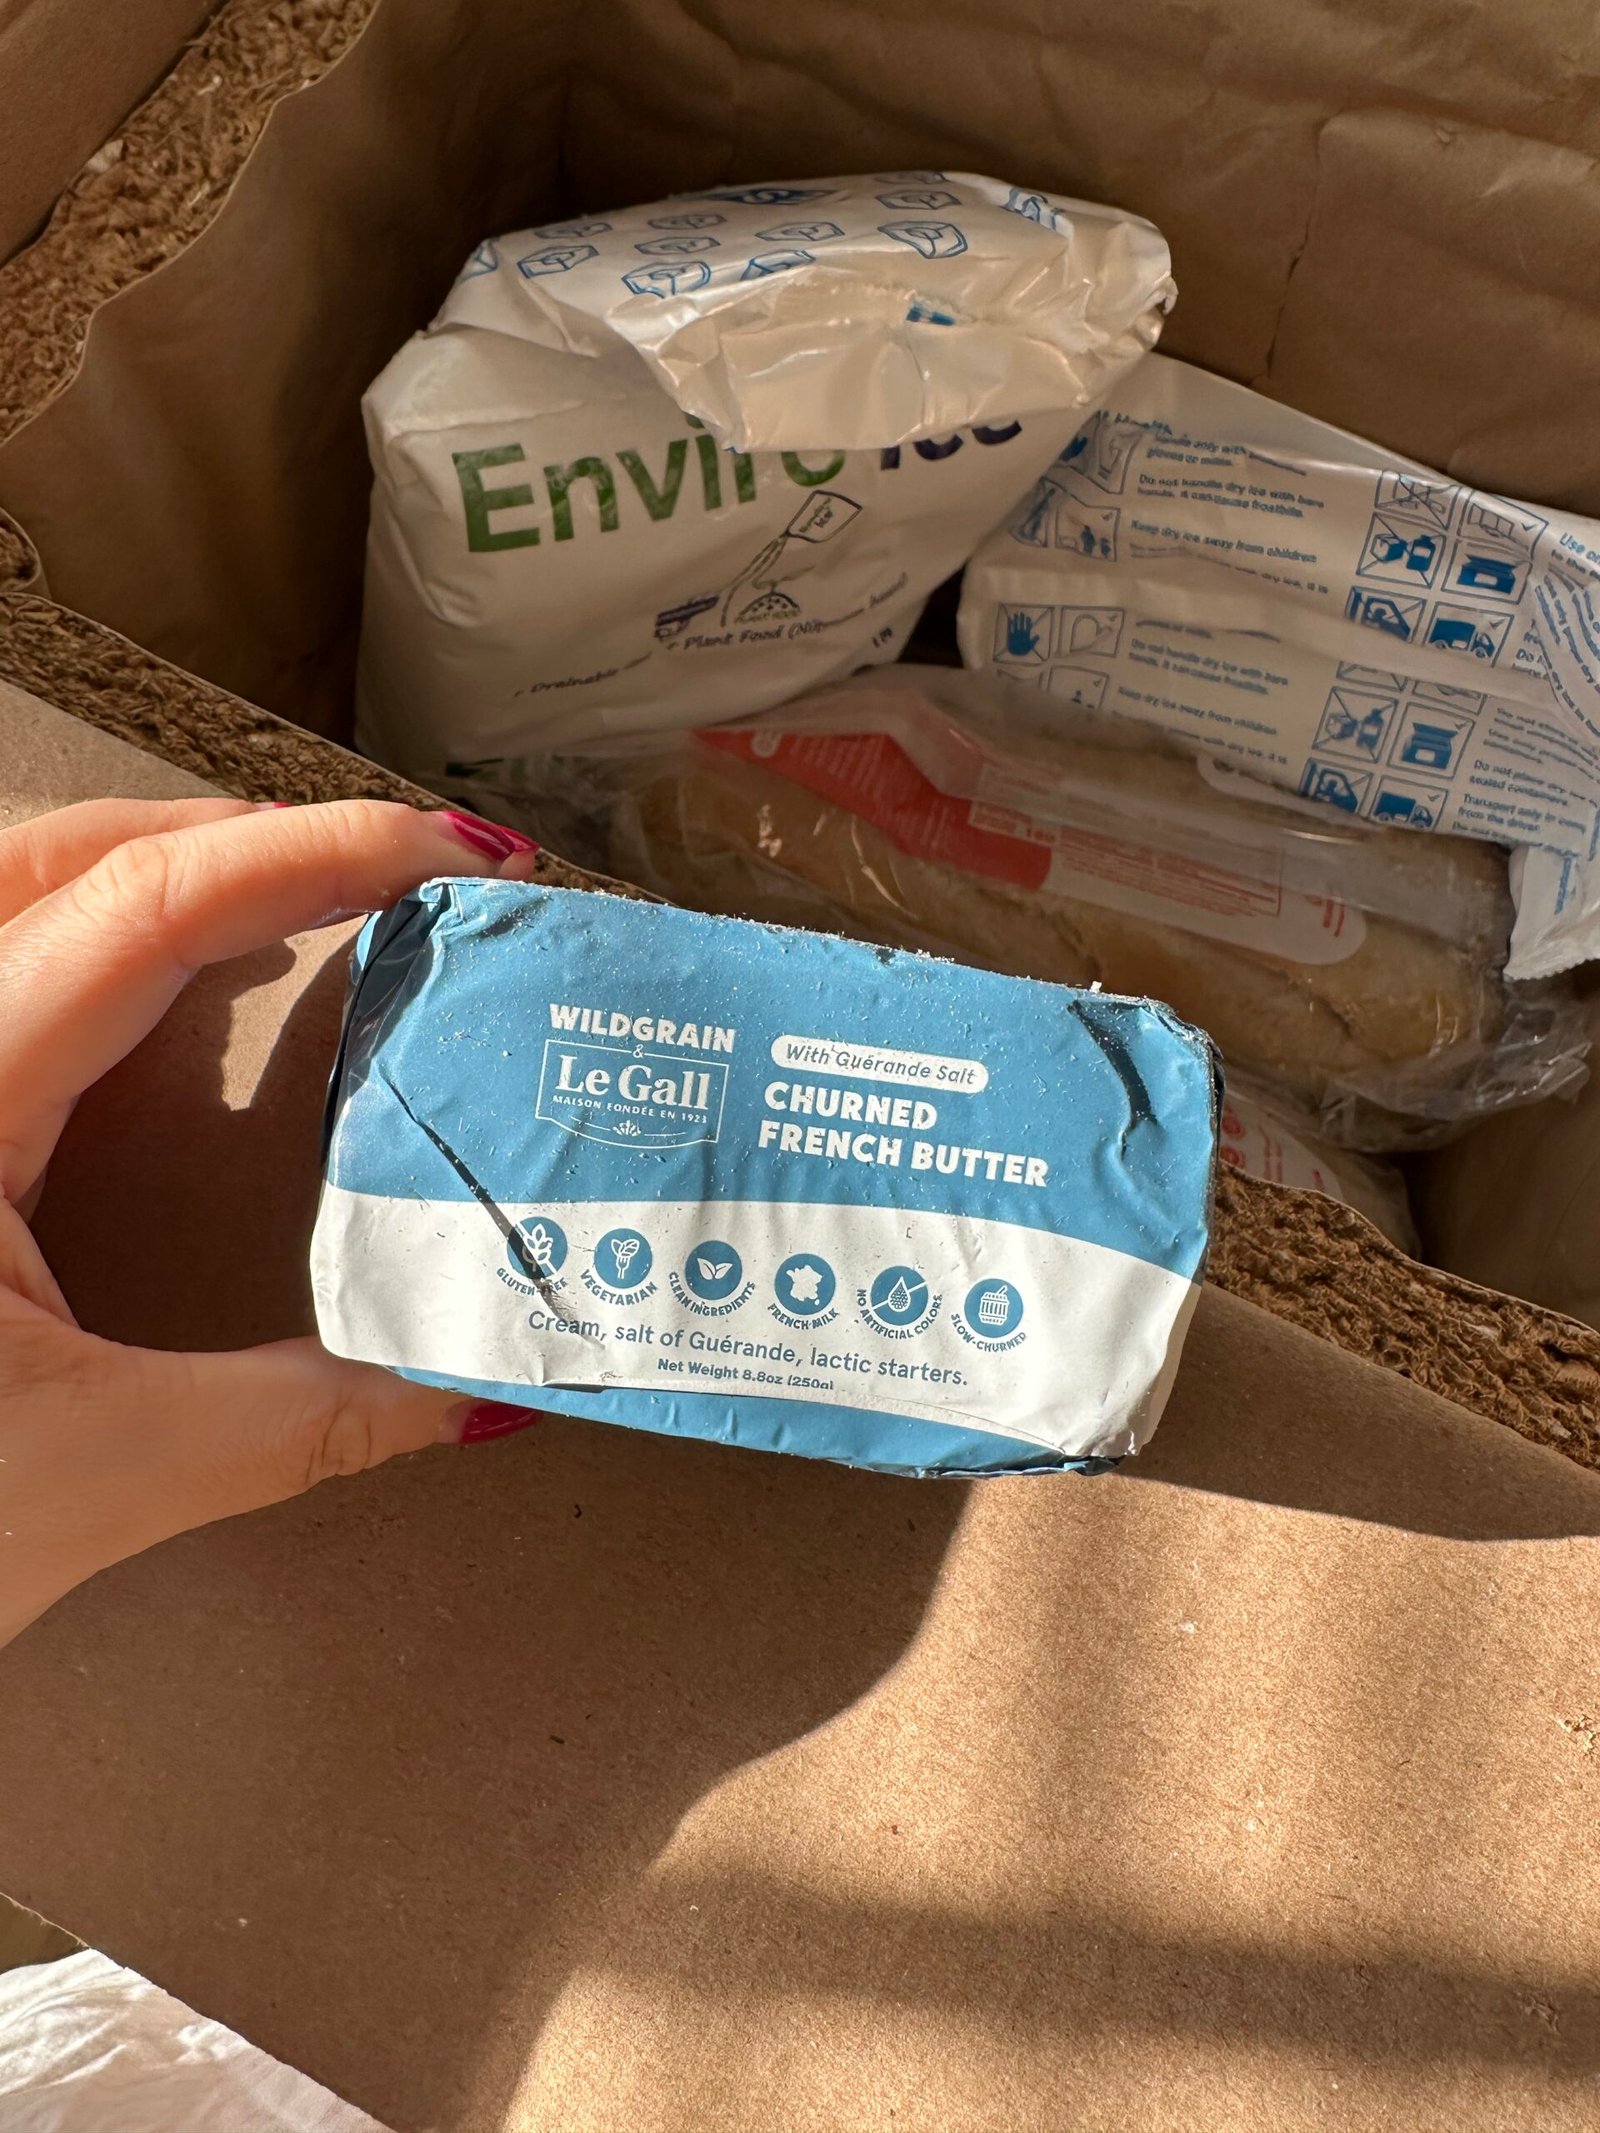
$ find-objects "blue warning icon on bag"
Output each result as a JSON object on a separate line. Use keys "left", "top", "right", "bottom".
{"left": 1375, "top": 471, "right": 1461, "bottom": 532}
{"left": 696, "top": 185, "right": 838, "bottom": 206}
{"left": 1012, "top": 482, "right": 1058, "bottom": 547}
{"left": 1044, "top": 666, "right": 1109, "bottom": 710}
{"left": 1359, "top": 513, "right": 1442, "bottom": 585}
{"left": 1316, "top": 687, "right": 1394, "bottom": 761}
{"left": 518, "top": 243, "right": 598, "bottom": 277}
{"left": 1300, "top": 760, "right": 1372, "bottom": 813}
{"left": 1004, "top": 188, "right": 1059, "bottom": 226}
{"left": 877, "top": 187, "right": 960, "bottom": 210}
{"left": 1057, "top": 606, "right": 1124, "bottom": 657}
{"left": 1447, "top": 548, "right": 1526, "bottom": 600}
{"left": 1369, "top": 781, "right": 1447, "bottom": 830}
{"left": 623, "top": 260, "right": 712, "bottom": 297}
{"left": 994, "top": 605, "right": 1052, "bottom": 665}
{"left": 1461, "top": 494, "right": 1547, "bottom": 554}
{"left": 880, "top": 220, "right": 968, "bottom": 258}
{"left": 1424, "top": 601, "right": 1512, "bottom": 662}
{"left": 1398, "top": 722, "right": 1457, "bottom": 770}
{"left": 1345, "top": 588, "right": 1424, "bottom": 641}
{"left": 1392, "top": 704, "right": 1474, "bottom": 774}
{"left": 1057, "top": 501, "right": 1119, "bottom": 560}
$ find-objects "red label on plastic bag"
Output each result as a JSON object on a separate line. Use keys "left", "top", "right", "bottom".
{"left": 698, "top": 722, "right": 1366, "bottom": 966}
{"left": 698, "top": 728, "right": 1051, "bottom": 892}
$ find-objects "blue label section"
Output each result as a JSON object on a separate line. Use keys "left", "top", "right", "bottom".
{"left": 325, "top": 883, "right": 1218, "bottom": 1276}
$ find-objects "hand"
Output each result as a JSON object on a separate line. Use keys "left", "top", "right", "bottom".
{"left": 0, "top": 797, "right": 543, "bottom": 1649}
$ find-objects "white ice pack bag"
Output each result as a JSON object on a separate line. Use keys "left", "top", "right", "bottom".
{"left": 357, "top": 173, "right": 1173, "bottom": 780}
{"left": 958, "top": 355, "right": 1600, "bottom": 978}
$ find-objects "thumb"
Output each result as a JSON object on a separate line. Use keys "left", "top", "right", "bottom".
{"left": 125, "top": 1338, "right": 543, "bottom": 1545}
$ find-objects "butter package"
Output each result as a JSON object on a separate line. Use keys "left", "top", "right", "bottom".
{"left": 311, "top": 885, "right": 1219, "bottom": 1476}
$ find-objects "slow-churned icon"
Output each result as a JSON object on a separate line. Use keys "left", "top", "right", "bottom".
{"left": 963, "top": 1279, "right": 1025, "bottom": 1340}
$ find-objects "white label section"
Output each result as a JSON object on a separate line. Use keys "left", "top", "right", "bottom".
{"left": 770, "top": 1034, "right": 989, "bottom": 1093}
{"left": 311, "top": 1191, "right": 1198, "bottom": 1460}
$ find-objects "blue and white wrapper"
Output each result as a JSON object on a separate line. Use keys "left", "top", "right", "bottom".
{"left": 312, "top": 884, "right": 1218, "bottom": 1477}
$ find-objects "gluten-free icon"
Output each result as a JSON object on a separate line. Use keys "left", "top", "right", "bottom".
{"left": 508, "top": 1215, "right": 568, "bottom": 1282}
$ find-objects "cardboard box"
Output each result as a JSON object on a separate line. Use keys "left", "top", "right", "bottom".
{"left": 0, "top": 0, "right": 213, "bottom": 269}
{"left": 0, "top": 5, "right": 1599, "bottom": 2128}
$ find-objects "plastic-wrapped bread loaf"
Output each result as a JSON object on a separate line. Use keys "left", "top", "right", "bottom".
{"left": 615, "top": 748, "right": 1499, "bottom": 1086}
{"left": 1219, "top": 1080, "right": 1417, "bottom": 1252}
{"left": 511, "top": 667, "right": 1587, "bottom": 1149}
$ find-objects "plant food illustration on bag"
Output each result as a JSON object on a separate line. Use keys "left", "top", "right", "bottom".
{"left": 719, "top": 490, "right": 862, "bottom": 627}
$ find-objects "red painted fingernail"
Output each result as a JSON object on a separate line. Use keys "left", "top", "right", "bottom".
{"left": 438, "top": 810, "right": 539, "bottom": 862}
{"left": 452, "top": 1400, "right": 544, "bottom": 1445}
{"left": 253, "top": 799, "right": 296, "bottom": 809}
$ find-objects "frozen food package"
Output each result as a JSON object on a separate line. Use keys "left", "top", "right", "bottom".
{"left": 512, "top": 667, "right": 1588, "bottom": 1151}
{"left": 1220, "top": 1079, "right": 1417, "bottom": 1253}
{"left": 357, "top": 174, "right": 1174, "bottom": 780}
{"left": 313, "top": 885, "right": 1219, "bottom": 1477}
{"left": 956, "top": 354, "right": 1600, "bottom": 981}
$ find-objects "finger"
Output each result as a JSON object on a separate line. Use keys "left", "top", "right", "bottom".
{"left": 0, "top": 1201, "right": 75, "bottom": 1323}
{"left": 0, "top": 798, "right": 255, "bottom": 928}
{"left": 0, "top": 801, "right": 537, "bottom": 1200}
{"left": 94, "top": 1337, "right": 538, "bottom": 1550}
{"left": 0, "top": 1310, "right": 543, "bottom": 1647}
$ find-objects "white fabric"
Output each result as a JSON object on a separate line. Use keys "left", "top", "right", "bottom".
{"left": 0, "top": 1950, "right": 387, "bottom": 2132}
